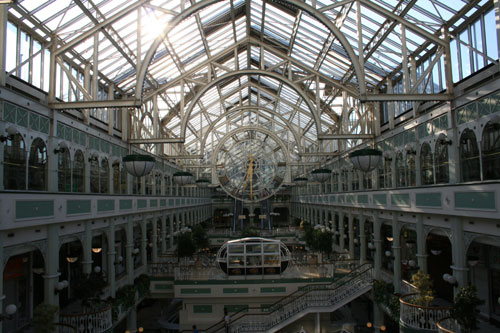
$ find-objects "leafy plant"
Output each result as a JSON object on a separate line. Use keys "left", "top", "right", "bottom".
{"left": 72, "top": 271, "right": 107, "bottom": 309}
{"left": 241, "top": 227, "right": 259, "bottom": 238}
{"left": 177, "top": 231, "right": 196, "bottom": 258}
{"left": 192, "top": 223, "right": 209, "bottom": 250}
{"left": 134, "top": 274, "right": 151, "bottom": 298}
{"left": 115, "top": 284, "right": 136, "bottom": 309}
{"left": 411, "top": 269, "right": 434, "bottom": 306}
{"left": 451, "top": 285, "right": 484, "bottom": 332}
{"left": 33, "top": 303, "right": 59, "bottom": 333}
{"left": 372, "top": 280, "right": 399, "bottom": 321}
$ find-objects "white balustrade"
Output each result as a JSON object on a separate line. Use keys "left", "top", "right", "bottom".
{"left": 436, "top": 317, "right": 459, "bottom": 333}
{"left": 399, "top": 294, "right": 451, "bottom": 331}
{"left": 59, "top": 306, "right": 112, "bottom": 333}
{"left": 223, "top": 265, "right": 372, "bottom": 332}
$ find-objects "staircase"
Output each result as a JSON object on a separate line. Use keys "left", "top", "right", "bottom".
{"left": 201, "top": 263, "right": 373, "bottom": 333}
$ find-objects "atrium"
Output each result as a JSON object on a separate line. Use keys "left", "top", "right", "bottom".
{"left": 0, "top": 0, "right": 499, "bottom": 332}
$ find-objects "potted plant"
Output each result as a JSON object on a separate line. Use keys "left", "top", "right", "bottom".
{"left": 411, "top": 269, "right": 434, "bottom": 306}
{"left": 33, "top": 303, "right": 59, "bottom": 333}
{"left": 450, "top": 285, "right": 484, "bottom": 332}
{"left": 72, "top": 271, "right": 107, "bottom": 310}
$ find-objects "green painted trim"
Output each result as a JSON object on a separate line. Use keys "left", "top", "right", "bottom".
{"left": 16, "top": 200, "right": 54, "bottom": 219}
{"left": 138, "top": 199, "right": 147, "bottom": 209}
{"left": 154, "top": 284, "right": 173, "bottom": 290}
{"left": 150, "top": 199, "right": 158, "bottom": 208}
{"left": 150, "top": 276, "right": 175, "bottom": 281}
{"left": 66, "top": 200, "right": 91, "bottom": 215}
{"left": 97, "top": 200, "right": 114, "bottom": 212}
{"left": 416, "top": 193, "right": 441, "bottom": 207}
{"left": 160, "top": 199, "right": 166, "bottom": 207}
{"left": 391, "top": 193, "right": 410, "bottom": 207}
{"left": 225, "top": 305, "right": 248, "bottom": 313}
{"left": 119, "top": 199, "right": 133, "bottom": 210}
{"left": 261, "top": 287, "right": 286, "bottom": 293}
{"left": 223, "top": 288, "right": 248, "bottom": 294}
{"left": 180, "top": 288, "right": 211, "bottom": 294}
{"left": 174, "top": 277, "right": 335, "bottom": 285}
{"left": 455, "top": 191, "right": 496, "bottom": 210}
{"left": 373, "top": 194, "right": 387, "bottom": 205}
{"left": 357, "top": 194, "right": 368, "bottom": 204}
{"left": 193, "top": 305, "right": 212, "bottom": 313}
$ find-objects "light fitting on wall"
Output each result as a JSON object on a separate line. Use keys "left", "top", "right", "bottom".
{"left": 367, "top": 242, "right": 375, "bottom": 250}
{"left": 114, "top": 256, "right": 123, "bottom": 265}
{"left": 386, "top": 236, "right": 394, "bottom": 242}
{"left": 443, "top": 273, "right": 458, "bottom": 287}
{"left": 0, "top": 126, "right": 18, "bottom": 143}
{"left": 405, "top": 143, "right": 417, "bottom": 155}
{"left": 133, "top": 248, "right": 140, "bottom": 255}
{"left": 430, "top": 249, "right": 442, "bottom": 255}
{"left": 439, "top": 137, "right": 452, "bottom": 145}
{"left": 408, "top": 260, "right": 416, "bottom": 267}
{"left": 366, "top": 322, "right": 386, "bottom": 331}
{"left": 94, "top": 266, "right": 101, "bottom": 273}
{"left": 55, "top": 280, "right": 69, "bottom": 294}
{"left": 467, "top": 255, "right": 479, "bottom": 267}
{"left": 54, "top": 141, "right": 69, "bottom": 154}
{"left": 66, "top": 256, "right": 78, "bottom": 263}
{"left": 92, "top": 247, "right": 102, "bottom": 254}
{"left": 0, "top": 303, "right": 17, "bottom": 321}
{"left": 385, "top": 250, "right": 392, "bottom": 257}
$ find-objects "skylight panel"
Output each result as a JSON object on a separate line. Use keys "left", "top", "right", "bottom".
{"left": 199, "top": 1, "right": 231, "bottom": 24}
{"left": 36, "top": 0, "right": 71, "bottom": 25}
{"left": 207, "top": 22, "right": 235, "bottom": 57}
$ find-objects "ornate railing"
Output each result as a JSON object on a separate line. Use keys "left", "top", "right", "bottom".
{"left": 224, "top": 264, "right": 372, "bottom": 332}
{"left": 399, "top": 294, "right": 452, "bottom": 331}
{"left": 55, "top": 323, "right": 78, "bottom": 332}
{"left": 59, "top": 306, "right": 112, "bottom": 333}
{"left": 436, "top": 317, "right": 459, "bottom": 333}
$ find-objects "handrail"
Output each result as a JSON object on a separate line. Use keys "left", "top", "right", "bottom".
{"left": 399, "top": 293, "right": 452, "bottom": 331}
{"left": 399, "top": 294, "right": 452, "bottom": 310}
{"left": 436, "top": 317, "right": 458, "bottom": 333}
{"left": 178, "top": 263, "right": 372, "bottom": 333}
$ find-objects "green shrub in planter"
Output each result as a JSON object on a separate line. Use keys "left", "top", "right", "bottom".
{"left": 33, "top": 303, "right": 59, "bottom": 333}
{"left": 451, "top": 285, "right": 484, "bottom": 332}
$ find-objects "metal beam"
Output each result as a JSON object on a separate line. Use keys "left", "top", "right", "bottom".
{"left": 318, "top": 134, "right": 374, "bottom": 139}
{"left": 364, "top": 93, "right": 453, "bottom": 101}
{"left": 128, "top": 138, "right": 185, "bottom": 144}
{"left": 49, "top": 99, "right": 141, "bottom": 109}
{"left": 299, "top": 152, "right": 341, "bottom": 156}
{"left": 164, "top": 155, "right": 203, "bottom": 159}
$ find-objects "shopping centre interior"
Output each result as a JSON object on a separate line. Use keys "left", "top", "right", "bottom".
{"left": 0, "top": 0, "right": 499, "bottom": 332}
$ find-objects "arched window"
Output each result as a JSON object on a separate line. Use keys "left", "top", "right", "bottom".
{"left": 100, "top": 158, "right": 109, "bottom": 193}
{"left": 90, "top": 157, "right": 99, "bottom": 193}
{"left": 396, "top": 152, "right": 406, "bottom": 187}
{"left": 4, "top": 133, "right": 26, "bottom": 190}
{"left": 120, "top": 165, "right": 127, "bottom": 194}
{"left": 407, "top": 153, "right": 416, "bottom": 186}
{"left": 145, "top": 174, "right": 152, "bottom": 195}
{"left": 420, "top": 143, "right": 434, "bottom": 185}
{"left": 482, "top": 122, "right": 500, "bottom": 180}
{"left": 113, "top": 162, "right": 120, "bottom": 194}
{"left": 435, "top": 139, "right": 450, "bottom": 184}
{"left": 384, "top": 157, "right": 392, "bottom": 188}
{"left": 351, "top": 170, "right": 359, "bottom": 191}
{"left": 341, "top": 170, "right": 348, "bottom": 191}
{"left": 57, "top": 148, "right": 71, "bottom": 192}
{"left": 72, "top": 150, "right": 85, "bottom": 192}
{"left": 28, "top": 138, "right": 47, "bottom": 190}
{"left": 459, "top": 129, "right": 480, "bottom": 182}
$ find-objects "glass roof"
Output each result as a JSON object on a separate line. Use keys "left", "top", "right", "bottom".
{"left": 9, "top": 0, "right": 491, "bottom": 177}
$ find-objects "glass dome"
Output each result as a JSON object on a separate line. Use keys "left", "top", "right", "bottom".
{"left": 216, "top": 237, "right": 291, "bottom": 276}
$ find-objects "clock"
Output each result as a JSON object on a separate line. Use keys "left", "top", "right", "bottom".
{"left": 215, "top": 129, "right": 287, "bottom": 203}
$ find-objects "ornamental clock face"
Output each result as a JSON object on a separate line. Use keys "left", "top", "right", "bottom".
{"left": 215, "top": 130, "right": 287, "bottom": 203}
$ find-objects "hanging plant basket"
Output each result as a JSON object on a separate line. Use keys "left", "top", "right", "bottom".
{"left": 348, "top": 148, "right": 383, "bottom": 172}
{"left": 311, "top": 168, "right": 331, "bottom": 182}
{"left": 173, "top": 171, "right": 194, "bottom": 185}
{"left": 293, "top": 177, "right": 308, "bottom": 187}
{"left": 123, "top": 154, "right": 155, "bottom": 177}
{"left": 196, "top": 179, "right": 210, "bottom": 188}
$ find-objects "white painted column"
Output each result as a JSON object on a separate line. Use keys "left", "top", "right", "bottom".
{"left": 315, "top": 312, "right": 321, "bottom": 333}
{"left": 392, "top": 215, "right": 402, "bottom": 293}
{"left": 141, "top": 220, "right": 148, "bottom": 267}
{"left": 373, "top": 215, "right": 382, "bottom": 280}
{"left": 106, "top": 220, "right": 116, "bottom": 297}
{"left": 0, "top": 3, "right": 7, "bottom": 87}
{"left": 451, "top": 217, "right": 468, "bottom": 290}
{"left": 151, "top": 218, "right": 158, "bottom": 263}
{"left": 44, "top": 224, "right": 60, "bottom": 306}
{"left": 169, "top": 214, "right": 174, "bottom": 248}
{"left": 348, "top": 213, "right": 355, "bottom": 260}
{"left": 125, "top": 220, "right": 134, "bottom": 284}
{"left": 339, "top": 212, "right": 345, "bottom": 252}
{"left": 359, "top": 213, "right": 367, "bottom": 264}
{"left": 82, "top": 221, "right": 93, "bottom": 275}
{"left": 161, "top": 215, "right": 167, "bottom": 254}
{"left": 416, "top": 214, "right": 428, "bottom": 273}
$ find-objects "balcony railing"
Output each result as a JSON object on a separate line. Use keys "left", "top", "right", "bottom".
{"left": 54, "top": 323, "right": 77, "bottom": 333}
{"left": 59, "top": 306, "right": 112, "bottom": 333}
{"left": 436, "top": 317, "right": 459, "bottom": 333}
{"left": 399, "top": 294, "right": 452, "bottom": 332}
